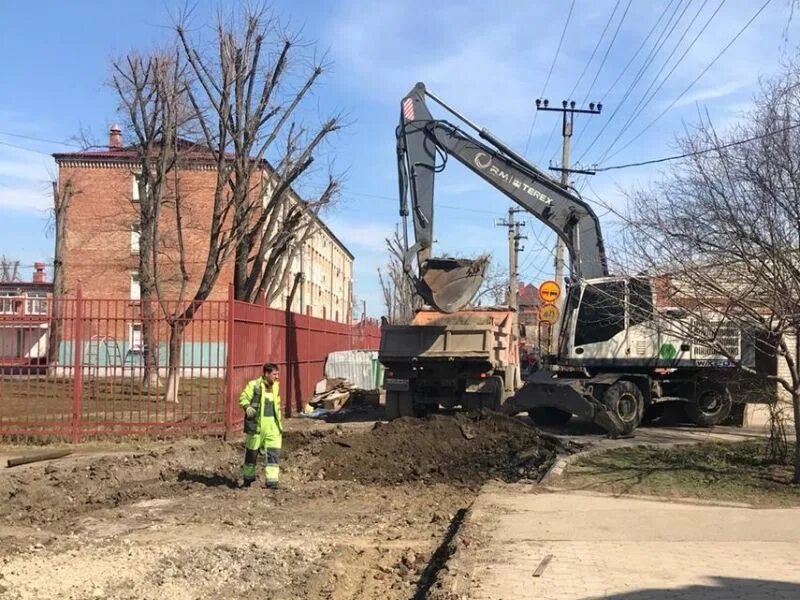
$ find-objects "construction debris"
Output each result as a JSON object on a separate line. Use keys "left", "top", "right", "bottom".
{"left": 310, "top": 378, "right": 355, "bottom": 410}
{"left": 533, "top": 554, "right": 554, "bottom": 577}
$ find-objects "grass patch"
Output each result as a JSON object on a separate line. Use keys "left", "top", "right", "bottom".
{"left": 560, "top": 441, "right": 800, "bottom": 507}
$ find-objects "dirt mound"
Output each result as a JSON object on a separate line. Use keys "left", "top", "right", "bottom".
{"left": 313, "top": 411, "right": 564, "bottom": 486}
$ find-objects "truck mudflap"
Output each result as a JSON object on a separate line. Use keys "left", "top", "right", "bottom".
{"left": 504, "top": 374, "right": 629, "bottom": 438}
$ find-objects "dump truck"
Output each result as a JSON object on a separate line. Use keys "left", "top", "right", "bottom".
{"left": 380, "top": 307, "right": 522, "bottom": 418}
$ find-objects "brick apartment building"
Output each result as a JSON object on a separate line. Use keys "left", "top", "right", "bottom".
{"left": 52, "top": 127, "right": 354, "bottom": 322}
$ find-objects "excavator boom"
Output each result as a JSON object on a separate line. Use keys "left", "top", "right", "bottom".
{"left": 397, "top": 82, "right": 608, "bottom": 312}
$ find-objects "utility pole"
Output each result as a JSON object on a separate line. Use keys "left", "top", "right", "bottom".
{"left": 534, "top": 99, "right": 601, "bottom": 355}
{"left": 495, "top": 207, "right": 527, "bottom": 310}
{"left": 534, "top": 99, "right": 602, "bottom": 284}
{"left": 496, "top": 207, "right": 527, "bottom": 389}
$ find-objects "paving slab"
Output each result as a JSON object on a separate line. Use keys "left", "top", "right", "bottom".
{"left": 456, "top": 486, "right": 800, "bottom": 599}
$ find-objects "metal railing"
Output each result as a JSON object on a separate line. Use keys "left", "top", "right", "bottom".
{"left": 0, "top": 286, "right": 381, "bottom": 440}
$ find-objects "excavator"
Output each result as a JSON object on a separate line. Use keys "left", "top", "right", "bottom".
{"left": 383, "top": 82, "right": 743, "bottom": 436}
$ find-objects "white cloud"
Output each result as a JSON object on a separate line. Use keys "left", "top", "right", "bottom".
{"left": 0, "top": 144, "right": 56, "bottom": 212}
{"left": 325, "top": 218, "right": 393, "bottom": 252}
{"left": 327, "top": 1, "right": 560, "bottom": 143}
{"left": 0, "top": 184, "right": 52, "bottom": 213}
{"left": 671, "top": 78, "right": 754, "bottom": 109}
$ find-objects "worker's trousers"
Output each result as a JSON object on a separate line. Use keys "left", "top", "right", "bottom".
{"left": 243, "top": 427, "right": 281, "bottom": 488}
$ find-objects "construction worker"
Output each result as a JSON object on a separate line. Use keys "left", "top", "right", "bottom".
{"left": 239, "top": 362, "right": 282, "bottom": 489}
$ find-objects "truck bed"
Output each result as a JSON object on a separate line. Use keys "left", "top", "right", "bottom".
{"left": 378, "top": 324, "right": 493, "bottom": 361}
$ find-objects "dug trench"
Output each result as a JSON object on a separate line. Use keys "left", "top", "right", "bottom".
{"left": 0, "top": 411, "right": 567, "bottom": 600}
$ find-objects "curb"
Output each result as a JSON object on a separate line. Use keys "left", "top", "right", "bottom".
{"left": 539, "top": 446, "right": 603, "bottom": 486}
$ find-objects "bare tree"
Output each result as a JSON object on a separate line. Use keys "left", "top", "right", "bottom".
{"left": 112, "top": 51, "right": 189, "bottom": 392}
{"left": 47, "top": 180, "right": 74, "bottom": 365}
{"left": 175, "top": 6, "right": 342, "bottom": 307}
{"left": 0, "top": 256, "right": 21, "bottom": 282}
{"left": 618, "top": 61, "right": 800, "bottom": 481}
{"left": 473, "top": 258, "right": 508, "bottom": 307}
{"left": 110, "top": 6, "right": 344, "bottom": 402}
{"left": 378, "top": 227, "right": 421, "bottom": 324}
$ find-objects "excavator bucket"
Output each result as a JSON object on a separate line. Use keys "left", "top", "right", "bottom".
{"left": 419, "top": 256, "right": 489, "bottom": 313}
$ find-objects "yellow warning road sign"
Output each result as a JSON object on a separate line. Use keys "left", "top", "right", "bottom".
{"left": 538, "top": 280, "right": 561, "bottom": 303}
{"left": 538, "top": 303, "right": 560, "bottom": 324}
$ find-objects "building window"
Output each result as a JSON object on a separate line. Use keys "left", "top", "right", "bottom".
{"left": 25, "top": 291, "right": 47, "bottom": 315}
{"left": 0, "top": 291, "right": 15, "bottom": 314}
{"left": 130, "top": 271, "right": 141, "bottom": 301}
{"left": 131, "top": 223, "right": 141, "bottom": 254}
{"left": 129, "top": 323, "right": 143, "bottom": 353}
{"left": 132, "top": 174, "right": 140, "bottom": 202}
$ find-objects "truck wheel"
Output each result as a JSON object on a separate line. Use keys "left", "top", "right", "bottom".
{"left": 602, "top": 381, "right": 643, "bottom": 435}
{"left": 480, "top": 376, "right": 504, "bottom": 411}
{"left": 397, "top": 392, "right": 415, "bottom": 418}
{"left": 528, "top": 407, "right": 572, "bottom": 427}
{"left": 685, "top": 387, "right": 731, "bottom": 427}
{"left": 413, "top": 401, "right": 430, "bottom": 418}
{"left": 385, "top": 391, "right": 400, "bottom": 420}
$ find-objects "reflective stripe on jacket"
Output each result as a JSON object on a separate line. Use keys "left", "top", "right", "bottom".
{"left": 239, "top": 377, "right": 282, "bottom": 434}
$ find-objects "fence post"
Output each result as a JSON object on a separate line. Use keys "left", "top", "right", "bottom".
{"left": 71, "top": 285, "right": 84, "bottom": 443}
{"left": 224, "top": 284, "right": 235, "bottom": 439}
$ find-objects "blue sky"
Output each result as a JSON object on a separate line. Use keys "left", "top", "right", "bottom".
{"left": 0, "top": 0, "right": 796, "bottom": 316}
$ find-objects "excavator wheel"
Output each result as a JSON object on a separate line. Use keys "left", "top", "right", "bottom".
{"left": 685, "top": 386, "right": 732, "bottom": 427}
{"left": 601, "top": 381, "right": 644, "bottom": 436}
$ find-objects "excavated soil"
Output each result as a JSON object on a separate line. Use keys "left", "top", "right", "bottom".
{"left": 315, "top": 412, "right": 562, "bottom": 485}
{"left": 0, "top": 413, "right": 564, "bottom": 600}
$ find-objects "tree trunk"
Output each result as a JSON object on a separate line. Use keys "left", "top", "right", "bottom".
{"left": 792, "top": 389, "right": 800, "bottom": 483}
{"left": 164, "top": 320, "right": 184, "bottom": 404}
{"left": 47, "top": 292, "right": 63, "bottom": 367}
{"left": 47, "top": 181, "right": 70, "bottom": 367}
{"left": 233, "top": 239, "right": 250, "bottom": 301}
{"left": 139, "top": 236, "right": 160, "bottom": 389}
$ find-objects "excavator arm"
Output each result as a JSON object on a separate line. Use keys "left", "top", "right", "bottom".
{"left": 398, "top": 82, "right": 608, "bottom": 312}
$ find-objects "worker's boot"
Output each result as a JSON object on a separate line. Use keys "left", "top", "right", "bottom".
{"left": 242, "top": 477, "right": 255, "bottom": 488}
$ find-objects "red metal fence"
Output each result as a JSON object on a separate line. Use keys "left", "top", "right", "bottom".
{"left": 225, "top": 294, "right": 381, "bottom": 433}
{"left": 0, "top": 287, "right": 381, "bottom": 440}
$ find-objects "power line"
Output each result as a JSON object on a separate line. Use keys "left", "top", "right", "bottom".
{"left": 322, "top": 188, "right": 504, "bottom": 216}
{"left": 595, "top": 121, "right": 800, "bottom": 172}
{"left": 599, "top": 0, "right": 680, "bottom": 103}
{"left": 575, "top": 0, "right": 692, "bottom": 163}
{"left": 548, "top": 0, "right": 633, "bottom": 166}
{"left": 0, "top": 131, "right": 81, "bottom": 148}
{"left": 567, "top": 0, "right": 622, "bottom": 99}
{"left": 580, "top": 0, "right": 633, "bottom": 107}
{"left": 517, "top": 219, "right": 557, "bottom": 277}
{"left": 597, "top": 0, "right": 726, "bottom": 163}
{"left": 524, "top": 0, "right": 577, "bottom": 157}
{"left": 0, "top": 140, "right": 53, "bottom": 156}
{"left": 571, "top": 0, "right": 680, "bottom": 188}
{"left": 605, "top": 0, "right": 773, "bottom": 161}
{"left": 529, "top": 0, "right": 577, "bottom": 159}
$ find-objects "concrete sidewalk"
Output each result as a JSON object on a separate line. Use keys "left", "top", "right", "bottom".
{"left": 452, "top": 487, "right": 800, "bottom": 599}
